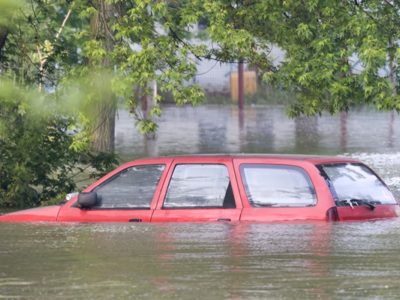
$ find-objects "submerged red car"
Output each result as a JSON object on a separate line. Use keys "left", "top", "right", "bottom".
{"left": 0, "top": 155, "right": 398, "bottom": 223}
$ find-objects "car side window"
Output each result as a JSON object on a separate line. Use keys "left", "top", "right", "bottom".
{"left": 240, "top": 164, "right": 316, "bottom": 207}
{"left": 163, "top": 164, "right": 235, "bottom": 208}
{"left": 93, "top": 164, "right": 165, "bottom": 209}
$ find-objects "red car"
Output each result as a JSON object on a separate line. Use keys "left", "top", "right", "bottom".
{"left": 0, "top": 155, "right": 398, "bottom": 223}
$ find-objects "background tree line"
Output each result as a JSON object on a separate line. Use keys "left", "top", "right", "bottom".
{"left": 0, "top": 0, "right": 399, "bottom": 208}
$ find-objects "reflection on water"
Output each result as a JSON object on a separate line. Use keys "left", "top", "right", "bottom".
{"left": 115, "top": 105, "right": 400, "bottom": 158}
{"left": 294, "top": 115, "right": 319, "bottom": 153}
{"left": 2, "top": 105, "right": 400, "bottom": 299}
{"left": 1, "top": 221, "right": 400, "bottom": 299}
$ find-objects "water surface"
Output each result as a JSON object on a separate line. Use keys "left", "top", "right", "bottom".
{"left": 1, "top": 105, "right": 400, "bottom": 299}
{"left": 1, "top": 221, "right": 400, "bottom": 299}
{"left": 115, "top": 105, "right": 400, "bottom": 157}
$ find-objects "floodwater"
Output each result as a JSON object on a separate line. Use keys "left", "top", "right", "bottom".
{"left": 2, "top": 105, "right": 400, "bottom": 299}
{"left": 115, "top": 105, "right": 400, "bottom": 158}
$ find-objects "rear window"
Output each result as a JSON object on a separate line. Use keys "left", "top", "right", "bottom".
{"left": 240, "top": 164, "right": 317, "bottom": 207}
{"left": 319, "top": 163, "right": 396, "bottom": 205}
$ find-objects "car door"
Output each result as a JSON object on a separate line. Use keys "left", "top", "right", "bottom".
{"left": 151, "top": 157, "right": 242, "bottom": 222}
{"left": 233, "top": 158, "right": 333, "bottom": 221}
{"left": 57, "top": 159, "right": 172, "bottom": 222}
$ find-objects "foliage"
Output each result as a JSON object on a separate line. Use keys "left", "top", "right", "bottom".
{"left": 1, "top": 0, "right": 79, "bottom": 86}
{"left": 0, "top": 0, "right": 208, "bottom": 207}
{"left": 76, "top": 0, "right": 206, "bottom": 133}
{"left": 3, "top": 0, "right": 400, "bottom": 122}
{"left": 0, "top": 79, "right": 118, "bottom": 208}
{"left": 262, "top": 0, "right": 400, "bottom": 116}
{"left": 2, "top": 0, "right": 400, "bottom": 208}
{"left": 179, "top": 0, "right": 400, "bottom": 116}
{"left": 0, "top": 81, "right": 72, "bottom": 207}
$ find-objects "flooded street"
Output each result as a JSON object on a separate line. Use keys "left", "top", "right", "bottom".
{"left": 2, "top": 105, "right": 400, "bottom": 299}
{"left": 2, "top": 221, "right": 400, "bottom": 299}
{"left": 115, "top": 105, "right": 400, "bottom": 158}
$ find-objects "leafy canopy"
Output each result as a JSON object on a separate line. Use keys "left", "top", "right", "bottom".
{"left": 1, "top": 0, "right": 400, "bottom": 208}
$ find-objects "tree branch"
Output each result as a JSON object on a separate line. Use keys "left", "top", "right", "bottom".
{"left": 383, "top": 0, "right": 395, "bottom": 8}
{"left": 37, "top": 2, "right": 74, "bottom": 90}
{"left": 55, "top": 5, "right": 73, "bottom": 41}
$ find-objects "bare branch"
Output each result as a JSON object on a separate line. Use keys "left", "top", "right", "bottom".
{"left": 37, "top": 2, "right": 74, "bottom": 90}
{"left": 383, "top": 0, "right": 395, "bottom": 8}
{"left": 55, "top": 5, "right": 74, "bottom": 41}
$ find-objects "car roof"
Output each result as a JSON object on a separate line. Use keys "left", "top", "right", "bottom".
{"left": 133, "top": 154, "right": 359, "bottom": 165}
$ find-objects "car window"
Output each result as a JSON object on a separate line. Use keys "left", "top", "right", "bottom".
{"left": 240, "top": 164, "right": 317, "bottom": 207}
{"left": 163, "top": 164, "right": 235, "bottom": 208}
{"left": 319, "top": 163, "right": 396, "bottom": 205}
{"left": 93, "top": 165, "right": 165, "bottom": 209}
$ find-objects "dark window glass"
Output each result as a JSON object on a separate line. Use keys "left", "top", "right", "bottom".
{"left": 164, "top": 164, "right": 234, "bottom": 208}
{"left": 320, "top": 163, "right": 396, "bottom": 205}
{"left": 241, "top": 165, "right": 317, "bottom": 207}
{"left": 93, "top": 165, "right": 165, "bottom": 209}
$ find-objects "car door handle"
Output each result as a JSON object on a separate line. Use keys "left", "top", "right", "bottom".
{"left": 217, "top": 218, "right": 231, "bottom": 222}
{"left": 129, "top": 218, "right": 142, "bottom": 222}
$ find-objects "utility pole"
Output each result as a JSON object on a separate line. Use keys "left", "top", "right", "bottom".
{"left": 238, "top": 60, "right": 244, "bottom": 110}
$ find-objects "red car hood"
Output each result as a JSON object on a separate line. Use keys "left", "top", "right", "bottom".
{"left": 0, "top": 206, "right": 61, "bottom": 222}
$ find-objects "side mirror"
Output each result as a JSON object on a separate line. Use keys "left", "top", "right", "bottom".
{"left": 77, "top": 191, "right": 98, "bottom": 209}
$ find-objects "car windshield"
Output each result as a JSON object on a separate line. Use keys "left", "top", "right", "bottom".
{"left": 319, "top": 163, "right": 397, "bottom": 205}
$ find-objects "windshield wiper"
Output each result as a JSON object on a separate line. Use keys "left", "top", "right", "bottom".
{"left": 336, "top": 199, "right": 377, "bottom": 210}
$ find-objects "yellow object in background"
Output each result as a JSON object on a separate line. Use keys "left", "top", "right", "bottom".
{"left": 230, "top": 71, "right": 257, "bottom": 102}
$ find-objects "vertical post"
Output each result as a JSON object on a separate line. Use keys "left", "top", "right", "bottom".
{"left": 389, "top": 39, "right": 397, "bottom": 97}
{"left": 388, "top": 110, "right": 395, "bottom": 148}
{"left": 238, "top": 61, "right": 245, "bottom": 148}
{"left": 142, "top": 80, "right": 157, "bottom": 118}
{"left": 238, "top": 60, "right": 244, "bottom": 110}
{"left": 340, "top": 111, "right": 347, "bottom": 151}
{"left": 141, "top": 94, "right": 148, "bottom": 118}
{"left": 152, "top": 80, "right": 157, "bottom": 107}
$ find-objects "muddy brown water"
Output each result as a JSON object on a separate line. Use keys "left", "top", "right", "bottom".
{"left": 2, "top": 105, "right": 400, "bottom": 299}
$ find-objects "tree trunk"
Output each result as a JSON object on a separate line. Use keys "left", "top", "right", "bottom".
{"left": 90, "top": 100, "right": 116, "bottom": 153}
{"left": 0, "top": 27, "right": 8, "bottom": 60}
{"left": 90, "top": 1, "right": 116, "bottom": 153}
{"left": 388, "top": 39, "right": 397, "bottom": 96}
{"left": 389, "top": 56, "right": 397, "bottom": 97}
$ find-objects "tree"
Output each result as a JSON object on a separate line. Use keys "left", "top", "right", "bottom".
{"left": 82, "top": 0, "right": 205, "bottom": 134}
{"left": 2, "top": 0, "right": 400, "bottom": 208}
{"left": 84, "top": 0, "right": 117, "bottom": 153}
{"left": 0, "top": 0, "right": 206, "bottom": 207}
{"left": 0, "top": 1, "right": 118, "bottom": 208}
{"left": 178, "top": 0, "right": 400, "bottom": 115}
{"left": 57, "top": 0, "right": 206, "bottom": 151}
{"left": 260, "top": 0, "right": 400, "bottom": 115}
{"left": 0, "top": 82, "right": 73, "bottom": 207}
